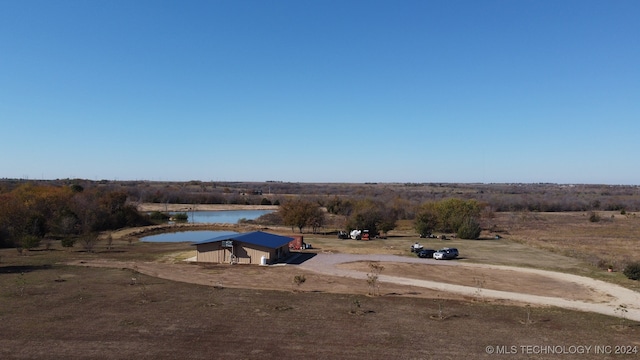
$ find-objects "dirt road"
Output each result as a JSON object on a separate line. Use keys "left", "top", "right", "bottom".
{"left": 298, "top": 253, "right": 640, "bottom": 322}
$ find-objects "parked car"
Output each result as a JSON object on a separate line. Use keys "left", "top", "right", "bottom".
{"left": 417, "top": 249, "right": 436, "bottom": 258}
{"left": 433, "top": 251, "right": 449, "bottom": 260}
{"left": 433, "top": 248, "right": 459, "bottom": 260}
{"left": 441, "top": 247, "right": 459, "bottom": 257}
{"left": 410, "top": 242, "right": 423, "bottom": 253}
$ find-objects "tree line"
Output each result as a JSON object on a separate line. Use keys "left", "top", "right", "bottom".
{"left": 3, "top": 179, "right": 639, "bottom": 213}
{"left": 0, "top": 183, "right": 150, "bottom": 249}
{"left": 277, "top": 197, "right": 486, "bottom": 239}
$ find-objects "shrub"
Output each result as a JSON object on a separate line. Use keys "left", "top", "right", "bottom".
{"left": 61, "top": 238, "right": 76, "bottom": 248}
{"left": 293, "top": 274, "right": 306, "bottom": 291}
{"left": 20, "top": 235, "right": 41, "bottom": 251}
{"left": 148, "top": 211, "right": 170, "bottom": 222}
{"left": 623, "top": 261, "right": 640, "bottom": 281}
{"left": 588, "top": 211, "right": 600, "bottom": 222}
{"left": 457, "top": 217, "right": 482, "bottom": 239}
{"left": 260, "top": 198, "right": 272, "bottom": 205}
{"left": 173, "top": 213, "right": 188, "bottom": 222}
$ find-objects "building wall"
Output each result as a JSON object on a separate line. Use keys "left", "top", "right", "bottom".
{"left": 196, "top": 242, "right": 228, "bottom": 263}
{"left": 235, "top": 243, "right": 270, "bottom": 264}
{"left": 196, "top": 242, "right": 289, "bottom": 264}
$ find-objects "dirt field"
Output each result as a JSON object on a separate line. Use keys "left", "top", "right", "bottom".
{"left": 2, "top": 247, "right": 639, "bottom": 360}
{"left": 3, "top": 263, "right": 638, "bottom": 360}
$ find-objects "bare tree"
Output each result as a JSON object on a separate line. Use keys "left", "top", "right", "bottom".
{"left": 79, "top": 234, "right": 98, "bottom": 252}
{"left": 366, "top": 262, "right": 384, "bottom": 296}
{"left": 105, "top": 234, "right": 114, "bottom": 251}
{"left": 292, "top": 274, "right": 306, "bottom": 292}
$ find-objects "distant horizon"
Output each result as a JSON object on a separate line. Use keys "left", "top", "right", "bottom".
{"left": 2, "top": 177, "right": 638, "bottom": 187}
{"left": 2, "top": 1, "right": 638, "bottom": 185}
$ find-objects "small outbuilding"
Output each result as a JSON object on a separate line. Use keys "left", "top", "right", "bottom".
{"left": 193, "top": 231, "right": 293, "bottom": 265}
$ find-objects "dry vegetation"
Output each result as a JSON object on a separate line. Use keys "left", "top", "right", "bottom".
{"left": 490, "top": 211, "right": 640, "bottom": 275}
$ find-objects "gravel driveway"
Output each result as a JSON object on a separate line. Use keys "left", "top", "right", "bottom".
{"left": 298, "top": 253, "right": 640, "bottom": 322}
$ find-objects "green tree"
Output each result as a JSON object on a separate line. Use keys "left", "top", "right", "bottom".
{"left": 414, "top": 202, "right": 438, "bottom": 237}
{"left": 346, "top": 199, "right": 397, "bottom": 236}
{"left": 414, "top": 198, "right": 483, "bottom": 236}
{"left": 279, "top": 199, "right": 324, "bottom": 233}
{"left": 435, "top": 198, "right": 481, "bottom": 233}
{"left": 457, "top": 217, "right": 482, "bottom": 239}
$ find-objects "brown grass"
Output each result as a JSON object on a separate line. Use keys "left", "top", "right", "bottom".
{"left": 491, "top": 211, "right": 640, "bottom": 272}
{"left": 1, "top": 256, "right": 638, "bottom": 359}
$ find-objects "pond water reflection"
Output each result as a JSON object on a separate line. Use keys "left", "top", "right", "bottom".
{"left": 172, "top": 210, "right": 274, "bottom": 224}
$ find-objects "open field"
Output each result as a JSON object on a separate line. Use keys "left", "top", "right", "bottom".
{"left": 491, "top": 211, "right": 640, "bottom": 271}
{"left": 2, "top": 209, "right": 640, "bottom": 359}
{"left": 1, "top": 247, "right": 639, "bottom": 360}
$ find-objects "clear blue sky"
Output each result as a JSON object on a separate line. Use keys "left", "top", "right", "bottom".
{"left": 1, "top": 0, "right": 638, "bottom": 184}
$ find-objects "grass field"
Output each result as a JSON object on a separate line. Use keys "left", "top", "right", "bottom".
{"left": 1, "top": 211, "right": 640, "bottom": 359}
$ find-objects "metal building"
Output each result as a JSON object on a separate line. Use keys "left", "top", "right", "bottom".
{"left": 193, "top": 231, "right": 293, "bottom": 265}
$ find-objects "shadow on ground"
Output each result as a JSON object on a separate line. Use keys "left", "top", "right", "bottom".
{"left": 281, "top": 252, "right": 317, "bottom": 265}
{"left": 0, "top": 264, "right": 53, "bottom": 274}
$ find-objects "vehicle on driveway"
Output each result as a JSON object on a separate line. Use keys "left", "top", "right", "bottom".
{"left": 417, "top": 249, "right": 436, "bottom": 258}
{"left": 433, "top": 248, "right": 459, "bottom": 260}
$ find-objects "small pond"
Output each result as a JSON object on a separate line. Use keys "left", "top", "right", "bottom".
{"left": 141, "top": 230, "right": 238, "bottom": 243}
{"left": 172, "top": 210, "right": 274, "bottom": 224}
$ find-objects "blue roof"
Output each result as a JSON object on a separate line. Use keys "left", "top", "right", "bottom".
{"left": 193, "top": 231, "right": 294, "bottom": 249}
